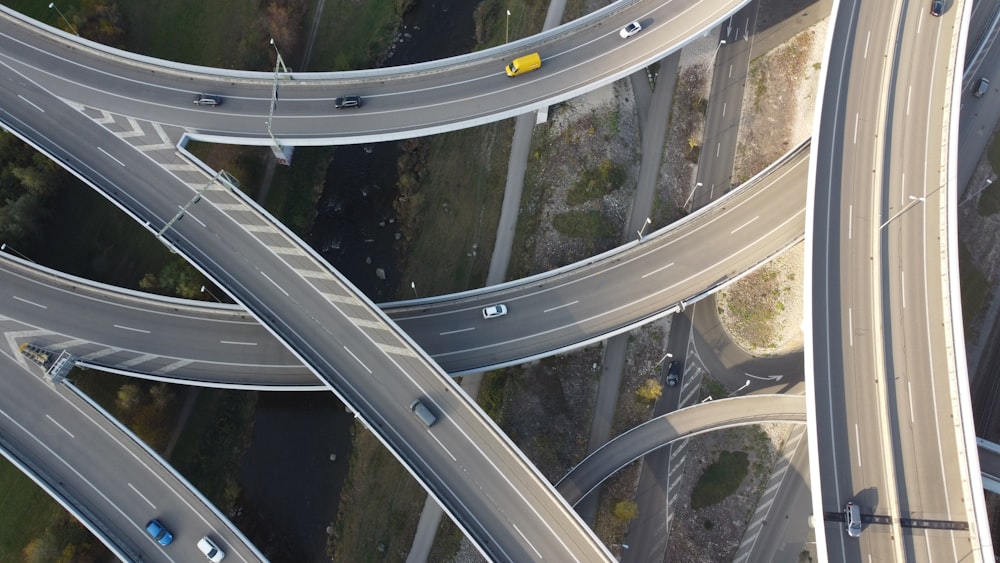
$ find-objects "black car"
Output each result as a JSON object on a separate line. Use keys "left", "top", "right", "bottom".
{"left": 666, "top": 361, "right": 682, "bottom": 386}
{"left": 972, "top": 77, "right": 990, "bottom": 98}
{"left": 930, "top": 0, "right": 944, "bottom": 16}
{"left": 334, "top": 95, "right": 362, "bottom": 109}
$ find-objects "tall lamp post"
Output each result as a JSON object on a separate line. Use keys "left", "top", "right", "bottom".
{"left": 637, "top": 217, "right": 652, "bottom": 241}
{"left": 266, "top": 38, "right": 289, "bottom": 158}
{"left": 1, "top": 243, "right": 33, "bottom": 262}
{"left": 684, "top": 181, "right": 703, "bottom": 211}
{"left": 48, "top": 3, "right": 79, "bottom": 36}
{"left": 879, "top": 195, "right": 925, "bottom": 229}
{"left": 506, "top": 10, "right": 511, "bottom": 43}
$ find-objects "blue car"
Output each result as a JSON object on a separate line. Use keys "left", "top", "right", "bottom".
{"left": 145, "top": 519, "right": 174, "bottom": 546}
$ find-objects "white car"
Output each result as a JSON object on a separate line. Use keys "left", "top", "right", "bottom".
{"left": 619, "top": 21, "right": 642, "bottom": 38}
{"left": 482, "top": 304, "right": 508, "bottom": 319}
{"left": 197, "top": 536, "right": 226, "bottom": 562}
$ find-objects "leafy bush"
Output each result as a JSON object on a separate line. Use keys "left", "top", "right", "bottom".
{"left": 691, "top": 450, "right": 749, "bottom": 509}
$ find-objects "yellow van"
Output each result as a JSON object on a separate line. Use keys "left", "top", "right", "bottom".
{"left": 505, "top": 52, "right": 542, "bottom": 77}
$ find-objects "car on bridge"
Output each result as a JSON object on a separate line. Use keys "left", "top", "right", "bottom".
{"left": 145, "top": 519, "right": 174, "bottom": 546}
{"left": 619, "top": 21, "right": 642, "bottom": 39}
{"left": 193, "top": 94, "right": 222, "bottom": 106}
{"left": 334, "top": 95, "right": 362, "bottom": 109}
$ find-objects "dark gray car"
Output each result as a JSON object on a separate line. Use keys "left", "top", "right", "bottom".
{"left": 334, "top": 95, "right": 362, "bottom": 109}
{"left": 193, "top": 94, "right": 222, "bottom": 106}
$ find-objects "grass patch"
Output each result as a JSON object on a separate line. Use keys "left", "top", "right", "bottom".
{"left": 552, "top": 210, "right": 618, "bottom": 240}
{"left": 329, "top": 428, "right": 426, "bottom": 561}
{"left": 690, "top": 450, "right": 749, "bottom": 509}
{"left": 169, "top": 390, "right": 257, "bottom": 510}
{"left": 959, "top": 239, "right": 990, "bottom": 328}
{"left": 0, "top": 462, "right": 63, "bottom": 563}
{"left": 566, "top": 160, "right": 626, "bottom": 205}
{"left": 477, "top": 372, "right": 510, "bottom": 420}
{"left": 395, "top": 124, "right": 510, "bottom": 296}
{"left": 426, "top": 517, "right": 465, "bottom": 562}
{"left": 989, "top": 128, "right": 1000, "bottom": 173}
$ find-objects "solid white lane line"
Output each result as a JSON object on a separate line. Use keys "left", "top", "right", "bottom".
{"left": 98, "top": 147, "right": 125, "bottom": 167}
{"left": 220, "top": 340, "right": 258, "bottom": 346}
{"left": 512, "top": 524, "right": 543, "bottom": 559}
{"left": 342, "top": 346, "right": 371, "bottom": 374}
{"left": 428, "top": 432, "right": 457, "bottom": 461}
{"left": 543, "top": 301, "right": 578, "bottom": 313}
{"left": 12, "top": 295, "right": 47, "bottom": 308}
{"left": 259, "top": 271, "right": 289, "bottom": 296}
{"left": 908, "top": 382, "right": 914, "bottom": 424}
{"left": 17, "top": 94, "right": 44, "bottom": 112}
{"left": 46, "top": 414, "right": 74, "bottom": 438}
{"left": 114, "top": 324, "right": 150, "bottom": 334}
{"left": 864, "top": 30, "right": 871, "bottom": 58}
{"left": 730, "top": 216, "right": 759, "bottom": 234}
{"left": 641, "top": 262, "right": 675, "bottom": 279}
{"left": 848, "top": 308, "right": 853, "bottom": 347}
{"left": 440, "top": 327, "right": 475, "bottom": 336}
{"left": 183, "top": 207, "right": 206, "bottom": 227}
{"left": 855, "top": 424, "right": 862, "bottom": 467}
{"left": 900, "top": 271, "right": 906, "bottom": 309}
{"left": 128, "top": 482, "right": 156, "bottom": 509}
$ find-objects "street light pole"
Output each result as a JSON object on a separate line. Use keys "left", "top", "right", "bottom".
{"left": 637, "top": 217, "right": 652, "bottom": 241}
{"left": 200, "top": 285, "right": 222, "bottom": 303}
{"left": 879, "top": 195, "right": 925, "bottom": 229}
{"left": 411, "top": 281, "right": 418, "bottom": 298}
{"left": 730, "top": 379, "right": 751, "bottom": 396}
{"left": 684, "top": 182, "right": 703, "bottom": 211}
{"left": 655, "top": 352, "right": 673, "bottom": 367}
{"left": 1, "top": 243, "right": 34, "bottom": 262}
{"left": 48, "top": 3, "right": 79, "bottom": 36}
{"left": 960, "top": 178, "right": 993, "bottom": 206}
{"left": 506, "top": 10, "right": 511, "bottom": 43}
{"left": 266, "top": 38, "right": 289, "bottom": 158}
{"left": 715, "top": 39, "right": 727, "bottom": 57}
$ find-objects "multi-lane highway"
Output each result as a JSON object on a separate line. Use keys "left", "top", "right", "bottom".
{"left": 0, "top": 144, "right": 808, "bottom": 386}
{"left": 1, "top": 0, "right": 750, "bottom": 145}
{"left": 0, "top": 352, "right": 265, "bottom": 562}
{"left": 807, "top": 0, "right": 989, "bottom": 559}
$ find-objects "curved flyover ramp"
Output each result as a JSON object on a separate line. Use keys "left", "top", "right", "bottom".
{"left": 555, "top": 394, "right": 806, "bottom": 505}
